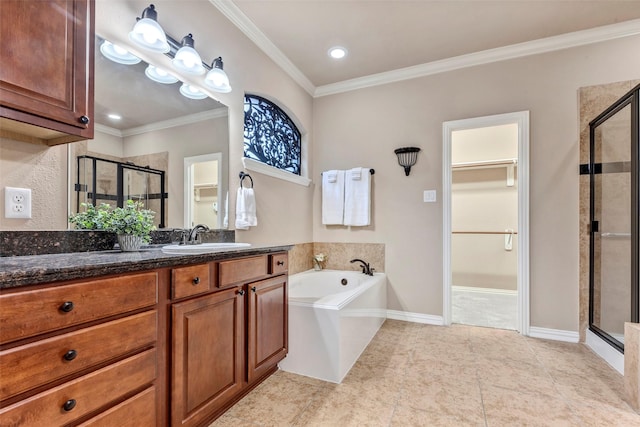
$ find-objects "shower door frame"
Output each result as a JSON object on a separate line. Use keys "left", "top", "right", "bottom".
{"left": 588, "top": 84, "right": 640, "bottom": 352}
{"left": 442, "top": 111, "right": 530, "bottom": 334}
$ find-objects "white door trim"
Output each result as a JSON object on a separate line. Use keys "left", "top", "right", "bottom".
{"left": 184, "top": 153, "right": 223, "bottom": 229}
{"left": 442, "top": 111, "right": 530, "bottom": 335}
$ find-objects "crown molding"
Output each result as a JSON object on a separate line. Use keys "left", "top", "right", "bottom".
{"left": 209, "top": 0, "right": 316, "bottom": 96}
{"left": 96, "top": 109, "right": 228, "bottom": 138}
{"left": 314, "top": 19, "right": 640, "bottom": 97}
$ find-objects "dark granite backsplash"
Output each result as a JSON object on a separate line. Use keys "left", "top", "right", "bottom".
{"left": 0, "top": 229, "right": 235, "bottom": 257}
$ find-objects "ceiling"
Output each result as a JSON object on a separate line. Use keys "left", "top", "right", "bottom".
{"left": 229, "top": 0, "right": 640, "bottom": 88}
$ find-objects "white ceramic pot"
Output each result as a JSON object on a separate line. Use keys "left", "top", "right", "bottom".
{"left": 117, "top": 234, "right": 143, "bottom": 252}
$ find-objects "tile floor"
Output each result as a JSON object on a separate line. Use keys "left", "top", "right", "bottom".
{"left": 452, "top": 286, "right": 517, "bottom": 330}
{"left": 211, "top": 320, "right": 640, "bottom": 426}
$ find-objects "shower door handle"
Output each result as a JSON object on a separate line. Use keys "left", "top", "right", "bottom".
{"left": 591, "top": 220, "right": 599, "bottom": 233}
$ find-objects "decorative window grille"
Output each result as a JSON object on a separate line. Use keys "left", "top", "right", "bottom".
{"left": 243, "top": 94, "right": 302, "bottom": 175}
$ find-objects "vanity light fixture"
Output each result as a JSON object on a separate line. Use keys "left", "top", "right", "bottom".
{"left": 394, "top": 147, "right": 421, "bottom": 176}
{"left": 145, "top": 64, "right": 179, "bottom": 84}
{"left": 128, "top": 4, "right": 170, "bottom": 53}
{"left": 100, "top": 40, "right": 141, "bottom": 65}
{"left": 179, "top": 83, "right": 208, "bottom": 100}
{"left": 204, "top": 57, "right": 231, "bottom": 93}
{"left": 172, "top": 34, "right": 205, "bottom": 75}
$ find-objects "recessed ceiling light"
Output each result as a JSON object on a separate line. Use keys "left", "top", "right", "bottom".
{"left": 328, "top": 46, "right": 348, "bottom": 59}
{"left": 107, "top": 113, "right": 122, "bottom": 120}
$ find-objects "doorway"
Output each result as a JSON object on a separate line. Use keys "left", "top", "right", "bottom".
{"left": 184, "top": 153, "right": 223, "bottom": 229}
{"left": 443, "top": 111, "right": 530, "bottom": 334}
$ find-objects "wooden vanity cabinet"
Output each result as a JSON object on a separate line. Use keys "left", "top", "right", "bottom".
{"left": 0, "top": 271, "right": 160, "bottom": 426}
{"left": 0, "top": 0, "right": 95, "bottom": 145}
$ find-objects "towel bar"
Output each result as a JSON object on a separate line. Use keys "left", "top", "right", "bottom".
{"left": 322, "top": 169, "right": 375, "bottom": 175}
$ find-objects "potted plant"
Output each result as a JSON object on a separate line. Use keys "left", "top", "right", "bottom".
{"left": 69, "top": 200, "right": 155, "bottom": 251}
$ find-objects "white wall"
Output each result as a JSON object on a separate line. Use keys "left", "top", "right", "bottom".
{"left": 312, "top": 35, "right": 640, "bottom": 331}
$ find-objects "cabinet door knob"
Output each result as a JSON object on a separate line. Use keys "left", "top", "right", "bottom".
{"left": 59, "top": 301, "right": 74, "bottom": 313}
{"left": 192, "top": 277, "right": 200, "bottom": 285}
{"left": 63, "top": 399, "right": 76, "bottom": 412}
{"left": 238, "top": 289, "right": 245, "bottom": 296}
{"left": 63, "top": 349, "right": 78, "bottom": 361}
{"left": 251, "top": 286, "right": 257, "bottom": 293}
{"left": 277, "top": 260, "right": 284, "bottom": 266}
{"left": 79, "top": 115, "right": 90, "bottom": 125}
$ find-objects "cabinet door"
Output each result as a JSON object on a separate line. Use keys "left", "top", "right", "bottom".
{"left": 247, "top": 276, "right": 288, "bottom": 383}
{"left": 0, "top": 0, "right": 94, "bottom": 143}
{"left": 171, "top": 287, "right": 244, "bottom": 427}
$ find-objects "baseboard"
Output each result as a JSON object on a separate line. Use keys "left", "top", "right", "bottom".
{"left": 529, "top": 326, "right": 579, "bottom": 343}
{"left": 585, "top": 329, "right": 624, "bottom": 375}
{"left": 452, "top": 285, "right": 517, "bottom": 296}
{"left": 386, "top": 310, "right": 444, "bottom": 325}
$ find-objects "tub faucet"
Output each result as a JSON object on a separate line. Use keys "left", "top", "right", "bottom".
{"left": 350, "top": 259, "right": 374, "bottom": 276}
{"left": 187, "top": 224, "right": 210, "bottom": 244}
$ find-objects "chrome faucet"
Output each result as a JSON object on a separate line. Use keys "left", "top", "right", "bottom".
{"left": 350, "top": 258, "right": 374, "bottom": 276}
{"left": 186, "top": 224, "right": 210, "bottom": 244}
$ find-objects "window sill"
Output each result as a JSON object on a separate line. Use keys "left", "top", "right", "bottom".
{"left": 242, "top": 158, "right": 311, "bottom": 187}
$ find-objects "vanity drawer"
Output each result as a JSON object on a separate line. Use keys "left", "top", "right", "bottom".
{"left": 0, "top": 272, "right": 158, "bottom": 344}
{"left": 0, "top": 310, "right": 157, "bottom": 401}
{"left": 172, "top": 263, "right": 212, "bottom": 299}
{"left": 218, "top": 256, "right": 268, "bottom": 288}
{"left": 270, "top": 253, "right": 288, "bottom": 275}
{"left": 77, "top": 386, "right": 157, "bottom": 427}
{"left": 0, "top": 349, "right": 157, "bottom": 426}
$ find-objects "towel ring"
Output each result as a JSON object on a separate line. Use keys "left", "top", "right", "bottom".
{"left": 239, "top": 172, "right": 254, "bottom": 189}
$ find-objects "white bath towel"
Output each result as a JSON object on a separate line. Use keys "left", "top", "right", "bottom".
{"left": 322, "top": 170, "right": 345, "bottom": 225}
{"left": 235, "top": 187, "right": 257, "bottom": 230}
{"left": 350, "top": 167, "right": 362, "bottom": 180}
{"left": 344, "top": 167, "right": 371, "bottom": 226}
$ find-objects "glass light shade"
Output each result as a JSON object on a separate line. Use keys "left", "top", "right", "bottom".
{"left": 204, "top": 68, "right": 231, "bottom": 93}
{"left": 179, "top": 83, "right": 207, "bottom": 100}
{"left": 173, "top": 38, "right": 205, "bottom": 75}
{"left": 129, "top": 18, "right": 170, "bottom": 53}
{"left": 145, "top": 64, "right": 178, "bottom": 84}
{"left": 100, "top": 40, "right": 141, "bottom": 65}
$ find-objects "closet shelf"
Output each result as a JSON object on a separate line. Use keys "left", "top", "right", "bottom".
{"left": 452, "top": 158, "right": 517, "bottom": 170}
{"left": 194, "top": 183, "right": 218, "bottom": 189}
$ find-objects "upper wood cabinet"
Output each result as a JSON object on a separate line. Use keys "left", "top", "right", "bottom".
{"left": 0, "top": 0, "right": 95, "bottom": 145}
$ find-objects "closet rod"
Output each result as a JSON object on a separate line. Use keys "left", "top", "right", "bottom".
{"left": 452, "top": 158, "right": 517, "bottom": 169}
{"left": 452, "top": 231, "right": 518, "bottom": 235}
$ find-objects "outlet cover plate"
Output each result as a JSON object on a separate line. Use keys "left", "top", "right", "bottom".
{"left": 423, "top": 190, "right": 437, "bottom": 203}
{"left": 5, "top": 187, "right": 32, "bottom": 219}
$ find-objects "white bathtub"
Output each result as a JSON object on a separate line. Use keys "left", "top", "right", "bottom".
{"left": 279, "top": 269, "right": 387, "bottom": 383}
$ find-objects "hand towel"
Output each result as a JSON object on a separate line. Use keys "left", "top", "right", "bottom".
{"left": 350, "top": 167, "right": 362, "bottom": 180}
{"left": 235, "top": 187, "right": 257, "bottom": 230}
{"left": 344, "top": 167, "right": 371, "bottom": 226}
{"left": 322, "top": 170, "right": 345, "bottom": 225}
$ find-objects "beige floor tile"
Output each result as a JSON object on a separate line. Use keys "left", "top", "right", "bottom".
{"left": 294, "top": 386, "right": 395, "bottom": 427}
{"left": 399, "top": 371, "right": 484, "bottom": 417}
{"left": 223, "top": 374, "right": 323, "bottom": 426}
{"left": 390, "top": 404, "right": 485, "bottom": 427}
{"left": 568, "top": 397, "right": 640, "bottom": 426}
{"left": 475, "top": 357, "right": 558, "bottom": 396}
{"left": 357, "top": 338, "right": 413, "bottom": 368}
{"left": 482, "top": 385, "right": 581, "bottom": 426}
{"left": 552, "top": 369, "right": 631, "bottom": 410}
{"left": 408, "top": 356, "right": 479, "bottom": 384}
{"left": 209, "top": 413, "right": 260, "bottom": 426}
{"left": 334, "top": 361, "right": 405, "bottom": 404}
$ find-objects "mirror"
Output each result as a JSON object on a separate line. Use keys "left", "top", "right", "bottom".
{"left": 69, "top": 34, "right": 229, "bottom": 230}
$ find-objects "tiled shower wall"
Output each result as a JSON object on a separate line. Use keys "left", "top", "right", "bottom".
{"left": 288, "top": 242, "right": 385, "bottom": 275}
{"left": 579, "top": 79, "right": 640, "bottom": 342}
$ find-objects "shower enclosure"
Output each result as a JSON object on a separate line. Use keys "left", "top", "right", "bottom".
{"left": 75, "top": 155, "right": 167, "bottom": 228}
{"left": 588, "top": 83, "right": 639, "bottom": 352}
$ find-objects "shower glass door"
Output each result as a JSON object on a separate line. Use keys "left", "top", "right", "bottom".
{"left": 589, "top": 86, "right": 639, "bottom": 352}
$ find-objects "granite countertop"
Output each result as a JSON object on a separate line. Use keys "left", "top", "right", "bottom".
{"left": 0, "top": 244, "right": 293, "bottom": 289}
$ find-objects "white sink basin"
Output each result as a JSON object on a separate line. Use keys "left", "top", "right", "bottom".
{"left": 161, "top": 242, "right": 251, "bottom": 254}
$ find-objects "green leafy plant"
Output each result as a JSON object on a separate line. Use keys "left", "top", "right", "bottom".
{"left": 68, "top": 202, "right": 112, "bottom": 230}
{"left": 69, "top": 200, "right": 156, "bottom": 243}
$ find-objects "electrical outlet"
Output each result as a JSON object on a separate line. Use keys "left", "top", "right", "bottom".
{"left": 5, "top": 187, "right": 32, "bottom": 219}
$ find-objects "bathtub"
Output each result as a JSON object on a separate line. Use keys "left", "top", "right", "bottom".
{"left": 279, "top": 269, "right": 387, "bottom": 383}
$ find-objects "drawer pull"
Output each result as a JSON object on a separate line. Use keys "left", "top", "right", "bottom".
{"left": 192, "top": 277, "right": 200, "bottom": 285}
{"left": 251, "top": 286, "right": 257, "bottom": 293}
{"left": 238, "top": 289, "right": 245, "bottom": 296}
{"left": 59, "top": 301, "right": 74, "bottom": 313}
{"left": 79, "top": 115, "right": 90, "bottom": 124}
{"left": 276, "top": 260, "right": 285, "bottom": 266}
{"left": 63, "top": 349, "right": 78, "bottom": 361}
{"left": 63, "top": 399, "right": 76, "bottom": 412}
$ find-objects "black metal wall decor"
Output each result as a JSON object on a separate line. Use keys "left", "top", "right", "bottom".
{"left": 243, "top": 94, "right": 302, "bottom": 175}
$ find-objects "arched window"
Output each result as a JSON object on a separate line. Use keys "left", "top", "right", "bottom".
{"left": 243, "top": 94, "right": 302, "bottom": 175}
